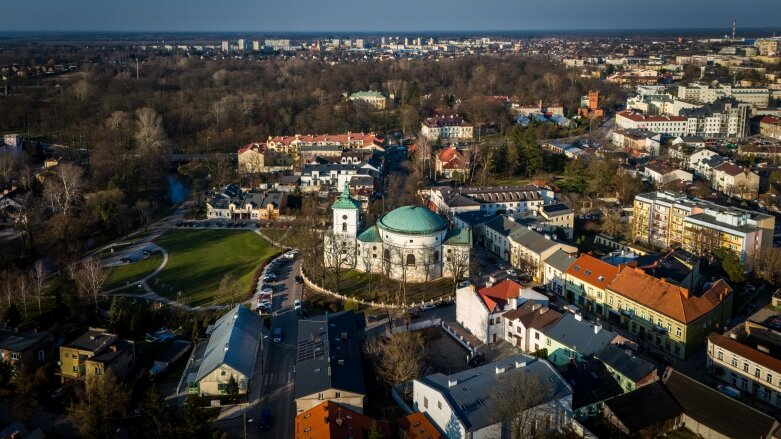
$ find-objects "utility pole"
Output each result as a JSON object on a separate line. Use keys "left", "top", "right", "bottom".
{"left": 136, "top": 58, "right": 139, "bottom": 80}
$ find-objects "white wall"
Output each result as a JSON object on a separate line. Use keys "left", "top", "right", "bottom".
{"left": 456, "top": 286, "right": 489, "bottom": 343}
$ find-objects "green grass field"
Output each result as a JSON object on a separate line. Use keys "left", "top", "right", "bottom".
{"left": 153, "top": 229, "right": 277, "bottom": 306}
{"left": 106, "top": 254, "right": 164, "bottom": 290}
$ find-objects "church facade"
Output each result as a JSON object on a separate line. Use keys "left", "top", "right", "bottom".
{"left": 324, "top": 185, "right": 472, "bottom": 283}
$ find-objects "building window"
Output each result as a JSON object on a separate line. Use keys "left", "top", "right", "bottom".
{"left": 732, "top": 357, "right": 738, "bottom": 367}
{"left": 318, "top": 393, "right": 324, "bottom": 400}
{"left": 342, "top": 222, "right": 347, "bottom": 232}
{"left": 676, "top": 327, "right": 682, "bottom": 337}
{"left": 755, "top": 368, "right": 761, "bottom": 378}
{"left": 335, "top": 392, "right": 341, "bottom": 398}
{"left": 767, "top": 373, "right": 773, "bottom": 384}
{"left": 717, "top": 351, "right": 723, "bottom": 361}
{"left": 423, "top": 397, "right": 428, "bottom": 408}
{"left": 744, "top": 362, "right": 749, "bottom": 372}
{"left": 535, "top": 332, "right": 540, "bottom": 340}
{"left": 406, "top": 254, "right": 416, "bottom": 265}
{"left": 438, "top": 401, "right": 442, "bottom": 410}
{"left": 384, "top": 249, "right": 390, "bottom": 260}
{"left": 433, "top": 251, "right": 439, "bottom": 262}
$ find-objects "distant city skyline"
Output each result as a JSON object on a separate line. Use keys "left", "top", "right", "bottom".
{"left": 1, "top": 0, "right": 780, "bottom": 33}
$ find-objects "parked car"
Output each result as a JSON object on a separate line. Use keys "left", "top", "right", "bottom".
{"left": 272, "top": 327, "right": 282, "bottom": 343}
{"left": 436, "top": 299, "right": 454, "bottom": 308}
{"left": 258, "top": 408, "right": 271, "bottom": 430}
{"left": 294, "top": 299, "right": 302, "bottom": 310}
{"left": 419, "top": 303, "right": 436, "bottom": 312}
{"left": 294, "top": 275, "right": 303, "bottom": 284}
{"left": 457, "top": 280, "right": 470, "bottom": 288}
{"left": 120, "top": 257, "right": 131, "bottom": 264}
{"left": 506, "top": 269, "right": 517, "bottom": 277}
{"left": 260, "top": 285, "right": 273, "bottom": 295}
{"left": 263, "top": 274, "right": 277, "bottom": 282}
{"left": 717, "top": 384, "right": 742, "bottom": 399}
{"left": 467, "top": 352, "right": 485, "bottom": 367}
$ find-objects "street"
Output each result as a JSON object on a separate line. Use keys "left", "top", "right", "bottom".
{"left": 215, "top": 258, "right": 302, "bottom": 438}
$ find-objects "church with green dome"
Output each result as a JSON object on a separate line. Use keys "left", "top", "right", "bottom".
{"left": 324, "top": 184, "right": 471, "bottom": 283}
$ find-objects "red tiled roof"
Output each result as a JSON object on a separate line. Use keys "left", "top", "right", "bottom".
{"left": 267, "top": 132, "right": 381, "bottom": 147}
{"left": 713, "top": 162, "right": 747, "bottom": 177}
{"left": 565, "top": 254, "right": 620, "bottom": 290}
{"left": 295, "top": 401, "right": 391, "bottom": 439}
{"left": 398, "top": 413, "right": 444, "bottom": 439}
{"left": 617, "top": 111, "right": 687, "bottom": 123}
{"left": 607, "top": 267, "right": 733, "bottom": 324}
{"left": 437, "top": 147, "right": 468, "bottom": 170}
{"left": 708, "top": 332, "right": 781, "bottom": 373}
{"left": 238, "top": 142, "right": 265, "bottom": 154}
{"left": 477, "top": 279, "right": 524, "bottom": 313}
{"left": 760, "top": 116, "right": 780, "bottom": 125}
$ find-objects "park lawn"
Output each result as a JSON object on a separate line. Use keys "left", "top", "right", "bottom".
{"left": 153, "top": 229, "right": 277, "bottom": 306}
{"left": 106, "top": 254, "right": 164, "bottom": 290}
{"left": 326, "top": 270, "right": 454, "bottom": 305}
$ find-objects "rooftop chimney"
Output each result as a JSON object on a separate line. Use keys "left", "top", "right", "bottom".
{"left": 574, "top": 314, "right": 583, "bottom": 322}
{"left": 515, "top": 360, "right": 527, "bottom": 368}
{"left": 448, "top": 378, "right": 458, "bottom": 387}
{"left": 594, "top": 323, "right": 602, "bottom": 334}
{"left": 495, "top": 366, "right": 506, "bottom": 374}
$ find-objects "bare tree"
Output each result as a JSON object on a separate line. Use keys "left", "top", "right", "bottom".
{"left": 134, "top": 200, "right": 152, "bottom": 231}
{"left": 493, "top": 369, "right": 560, "bottom": 439}
{"left": 43, "top": 163, "right": 84, "bottom": 217}
{"left": 32, "top": 261, "right": 46, "bottom": 316}
{"left": 218, "top": 273, "right": 242, "bottom": 306}
{"left": 0, "top": 152, "right": 18, "bottom": 185}
{"left": 75, "top": 258, "right": 109, "bottom": 312}
{"left": 445, "top": 247, "right": 471, "bottom": 291}
{"left": 17, "top": 271, "right": 31, "bottom": 320}
{"left": 1, "top": 270, "right": 15, "bottom": 307}
{"left": 323, "top": 235, "right": 356, "bottom": 292}
{"left": 414, "top": 133, "right": 434, "bottom": 181}
{"left": 364, "top": 331, "right": 426, "bottom": 396}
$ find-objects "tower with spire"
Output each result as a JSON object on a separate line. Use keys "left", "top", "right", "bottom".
{"left": 331, "top": 182, "right": 361, "bottom": 237}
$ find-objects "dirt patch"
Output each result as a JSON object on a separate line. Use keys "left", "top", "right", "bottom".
{"left": 421, "top": 327, "right": 470, "bottom": 375}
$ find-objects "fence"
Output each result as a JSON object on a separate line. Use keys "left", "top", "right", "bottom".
{"left": 389, "top": 318, "right": 442, "bottom": 334}
{"left": 441, "top": 320, "right": 478, "bottom": 356}
{"left": 300, "top": 267, "right": 453, "bottom": 310}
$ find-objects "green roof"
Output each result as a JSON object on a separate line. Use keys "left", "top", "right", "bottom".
{"left": 444, "top": 228, "right": 471, "bottom": 246}
{"left": 377, "top": 206, "right": 448, "bottom": 235}
{"left": 357, "top": 226, "right": 382, "bottom": 242}
{"left": 332, "top": 183, "right": 360, "bottom": 210}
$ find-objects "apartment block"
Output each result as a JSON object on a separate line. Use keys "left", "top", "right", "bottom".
{"left": 632, "top": 191, "right": 774, "bottom": 261}
{"left": 420, "top": 115, "right": 474, "bottom": 141}
{"left": 677, "top": 82, "right": 770, "bottom": 108}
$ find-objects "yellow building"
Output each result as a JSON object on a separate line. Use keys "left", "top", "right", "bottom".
{"left": 607, "top": 267, "right": 733, "bottom": 359}
{"left": 59, "top": 328, "right": 135, "bottom": 383}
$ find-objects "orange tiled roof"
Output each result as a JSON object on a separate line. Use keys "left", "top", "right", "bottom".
{"left": 565, "top": 254, "right": 620, "bottom": 290}
{"left": 607, "top": 267, "right": 732, "bottom": 324}
{"left": 477, "top": 279, "right": 524, "bottom": 313}
{"left": 398, "top": 413, "right": 444, "bottom": 439}
{"left": 437, "top": 147, "right": 468, "bottom": 170}
{"left": 238, "top": 142, "right": 265, "bottom": 154}
{"left": 295, "top": 401, "right": 391, "bottom": 439}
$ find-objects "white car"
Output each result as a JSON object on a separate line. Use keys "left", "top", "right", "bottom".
{"left": 420, "top": 303, "right": 436, "bottom": 312}
{"left": 506, "top": 269, "right": 517, "bottom": 277}
{"left": 293, "top": 299, "right": 302, "bottom": 310}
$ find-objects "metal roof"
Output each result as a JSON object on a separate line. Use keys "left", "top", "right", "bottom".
{"left": 377, "top": 206, "right": 448, "bottom": 235}
{"left": 195, "top": 305, "right": 263, "bottom": 383}
{"left": 543, "top": 314, "right": 618, "bottom": 357}
{"left": 294, "top": 311, "right": 366, "bottom": 399}
{"left": 415, "top": 356, "right": 571, "bottom": 431}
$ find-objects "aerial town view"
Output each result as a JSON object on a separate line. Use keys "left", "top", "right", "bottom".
{"left": 2, "top": 1, "right": 781, "bottom": 438}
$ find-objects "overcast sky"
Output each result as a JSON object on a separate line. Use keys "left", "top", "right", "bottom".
{"left": 1, "top": 0, "right": 780, "bottom": 33}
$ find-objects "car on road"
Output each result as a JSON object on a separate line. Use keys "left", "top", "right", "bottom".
{"left": 419, "top": 303, "right": 436, "bottom": 312}
{"left": 272, "top": 327, "right": 282, "bottom": 343}
{"left": 142, "top": 249, "right": 151, "bottom": 256}
{"left": 294, "top": 275, "right": 303, "bottom": 284}
{"left": 294, "top": 299, "right": 302, "bottom": 310}
{"left": 255, "top": 223, "right": 261, "bottom": 228}
{"left": 457, "top": 280, "right": 470, "bottom": 288}
{"left": 506, "top": 269, "right": 517, "bottom": 277}
{"left": 258, "top": 408, "right": 271, "bottom": 431}
{"left": 263, "top": 273, "right": 277, "bottom": 282}
{"left": 120, "top": 257, "right": 131, "bottom": 264}
{"left": 435, "top": 298, "right": 454, "bottom": 308}
{"left": 260, "top": 285, "right": 273, "bottom": 294}
{"left": 175, "top": 221, "right": 183, "bottom": 227}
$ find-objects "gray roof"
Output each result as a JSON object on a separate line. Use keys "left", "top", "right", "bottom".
{"left": 542, "top": 203, "right": 573, "bottom": 217}
{"left": 195, "top": 305, "right": 263, "bottom": 382}
{"left": 543, "top": 314, "right": 618, "bottom": 357}
{"left": 294, "top": 311, "right": 365, "bottom": 399}
{"left": 66, "top": 329, "right": 117, "bottom": 352}
{"left": 301, "top": 163, "right": 360, "bottom": 175}
{"left": 0, "top": 331, "right": 50, "bottom": 353}
{"left": 415, "top": 356, "right": 571, "bottom": 432}
{"left": 487, "top": 215, "right": 558, "bottom": 254}
{"left": 544, "top": 249, "right": 576, "bottom": 273}
{"left": 595, "top": 344, "right": 656, "bottom": 382}
{"left": 454, "top": 210, "right": 499, "bottom": 227}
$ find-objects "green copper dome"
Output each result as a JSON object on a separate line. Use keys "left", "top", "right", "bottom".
{"left": 332, "top": 182, "right": 360, "bottom": 210}
{"left": 377, "top": 206, "right": 448, "bottom": 235}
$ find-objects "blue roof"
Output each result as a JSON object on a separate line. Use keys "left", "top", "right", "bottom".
{"left": 195, "top": 305, "right": 263, "bottom": 382}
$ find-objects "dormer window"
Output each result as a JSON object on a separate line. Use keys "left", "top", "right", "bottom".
{"left": 573, "top": 265, "right": 581, "bottom": 271}
{"left": 584, "top": 270, "right": 592, "bottom": 276}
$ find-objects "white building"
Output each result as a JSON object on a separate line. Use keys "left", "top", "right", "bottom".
{"left": 420, "top": 115, "right": 474, "bottom": 141}
{"left": 412, "top": 356, "right": 573, "bottom": 439}
{"left": 643, "top": 162, "right": 693, "bottom": 186}
{"left": 324, "top": 186, "right": 471, "bottom": 283}
{"left": 429, "top": 185, "right": 555, "bottom": 217}
{"left": 678, "top": 82, "right": 770, "bottom": 108}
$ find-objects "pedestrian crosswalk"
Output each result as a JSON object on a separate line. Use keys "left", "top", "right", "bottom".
{"left": 262, "top": 372, "right": 294, "bottom": 386}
